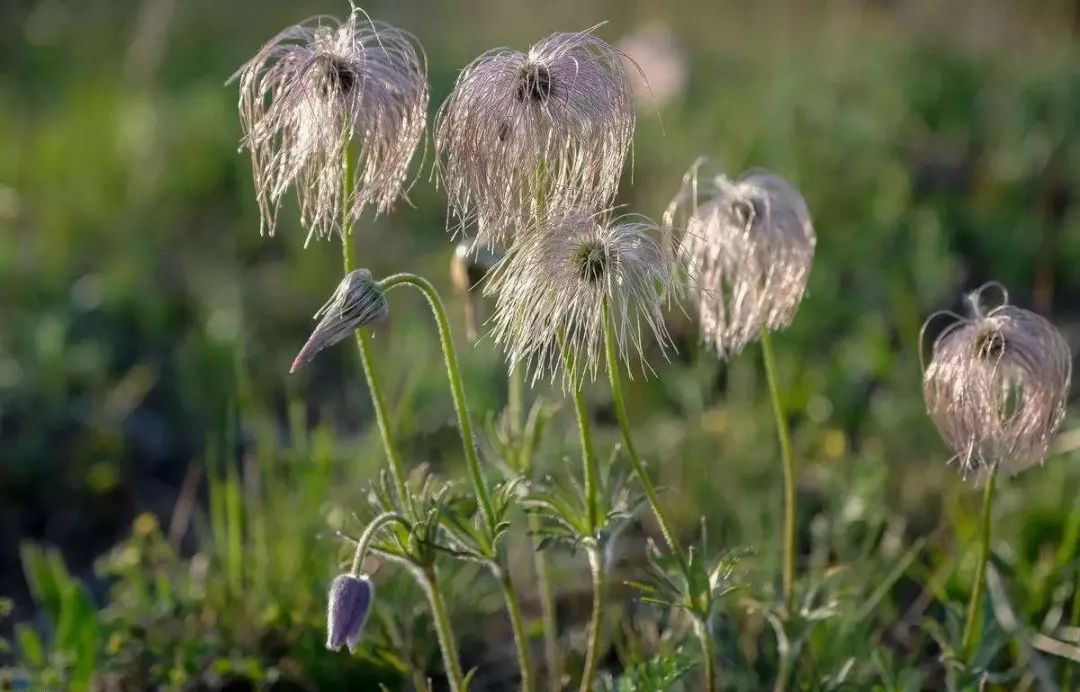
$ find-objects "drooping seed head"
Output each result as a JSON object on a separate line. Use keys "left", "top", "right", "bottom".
{"left": 435, "top": 27, "right": 635, "bottom": 248}
{"left": 234, "top": 9, "right": 428, "bottom": 243}
{"left": 325, "top": 573, "right": 375, "bottom": 654}
{"left": 665, "top": 161, "right": 815, "bottom": 359}
{"left": 485, "top": 211, "right": 675, "bottom": 389}
{"left": 922, "top": 283, "right": 1071, "bottom": 477}
{"left": 291, "top": 269, "right": 388, "bottom": 372}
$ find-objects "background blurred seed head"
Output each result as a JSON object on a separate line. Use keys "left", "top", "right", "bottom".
{"left": 291, "top": 269, "right": 389, "bottom": 372}
{"left": 235, "top": 8, "right": 428, "bottom": 244}
{"left": 922, "top": 284, "right": 1072, "bottom": 477}
{"left": 450, "top": 241, "right": 502, "bottom": 340}
{"left": 485, "top": 211, "right": 675, "bottom": 389}
{"left": 617, "top": 22, "right": 687, "bottom": 108}
{"left": 665, "top": 161, "right": 816, "bottom": 359}
{"left": 434, "top": 27, "right": 635, "bottom": 249}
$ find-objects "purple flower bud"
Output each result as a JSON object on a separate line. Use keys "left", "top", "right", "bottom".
{"left": 326, "top": 573, "right": 374, "bottom": 653}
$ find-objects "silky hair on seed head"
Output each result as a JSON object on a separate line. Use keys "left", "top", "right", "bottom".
{"left": 434, "top": 25, "right": 636, "bottom": 248}
{"left": 485, "top": 211, "right": 675, "bottom": 389}
{"left": 921, "top": 282, "right": 1071, "bottom": 477}
{"left": 665, "top": 159, "right": 815, "bottom": 359}
{"left": 234, "top": 7, "right": 428, "bottom": 244}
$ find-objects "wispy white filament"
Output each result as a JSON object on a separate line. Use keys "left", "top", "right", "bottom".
{"left": 435, "top": 27, "right": 635, "bottom": 248}
{"left": 665, "top": 161, "right": 815, "bottom": 358}
{"left": 235, "top": 8, "right": 428, "bottom": 243}
{"left": 486, "top": 211, "right": 675, "bottom": 389}
{"left": 922, "top": 283, "right": 1071, "bottom": 476}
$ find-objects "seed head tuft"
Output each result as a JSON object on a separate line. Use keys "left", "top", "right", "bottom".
{"left": 235, "top": 9, "right": 428, "bottom": 243}
{"left": 922, "top": 283, "right": 1071, "bottom": 477}
{"left": 435, "top": 27, "right": 635, "bottom": 248}
{"left": 665, "top": 161, "right": 815, "bottom": 359}
{"left": 486, "top": 211, "right": 675, "bottom": 389}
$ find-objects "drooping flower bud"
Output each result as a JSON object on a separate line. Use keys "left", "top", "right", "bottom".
{"left": 326, "top": 573, "right": 375, "bottom": 653}
{"left": 291, "top": 269, "right": 389, "bottom": 372}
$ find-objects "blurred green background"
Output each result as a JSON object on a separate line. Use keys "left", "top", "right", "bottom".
{"left": 3, "top": 0, "right": 1080, "bottom": 689}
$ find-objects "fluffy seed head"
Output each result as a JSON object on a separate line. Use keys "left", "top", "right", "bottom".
{"left": 235, "top": 9, "right": 428, "bottom": 243}
{"left": 485, "top": 211, "right": 675, "bottom": 388}
{"left": 435, "top": 27, "right": 635, "bottom": 248}
{"left": 326, "top": 573, "right": 374, "bottom": 653}
{"left": 291, "top": 269, "right": 388, "bottom": 372}
{"left": 665, "top": 161, "right": 815, "bottom": 359}
{"left": 921, "top": 283, "right": 1071, "bottom": 477}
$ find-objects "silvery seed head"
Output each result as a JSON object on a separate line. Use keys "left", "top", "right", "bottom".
{"left": 235, "top": 8, "right": 428, "bottom": 243}
{"left": 291, "top": 269, "right": 388, "bottom": 372}
{"left": 922, "top": 283, "right": 1071, "bottom": 477}
{"left": 665, "top": 161, "right": 815, "bottom": 359}
{"left": 326, "top": 573, "right": 375, "bottom": 654}
{"left": 434, "top": 27, "right": 635, "bottom": 248}
{"left": 486, "top": 211, "right": 675, "bottom": 389}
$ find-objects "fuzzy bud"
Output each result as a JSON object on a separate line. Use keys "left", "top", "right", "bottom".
{"left": 326, "top": 573, "right": 374, "bottom": 653}
{"left": 291, "top": 269, "right": 388, "bottom": 372}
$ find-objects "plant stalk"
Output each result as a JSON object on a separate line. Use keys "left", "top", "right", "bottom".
{"left": 419, "top": 565, "right": 467, "bottom": 692}
{"left": 530, "top": 511, "right": 562, "bottom": 692}
{"left": 496, "top": 564, "right": 536, "bottom": 692}
{"left": 961, "top": 462, "right": 998, "bottom": 661}
{"left": 378, "top": 272, "right": 496, "bottom": 533}
{"left": 580, "top": 546, "right": 606, "bottom": 692}
{"left": 696, "top": 617, "right": 717, "bottom": 692}
{"left": 760, "top": 329, "right": 797, "bottom": 612}
{"left": 341, "top": 234, "right": 410, "bottom": 509}
{"left": 349, "top": 512, "right": 410, "bottom": 575}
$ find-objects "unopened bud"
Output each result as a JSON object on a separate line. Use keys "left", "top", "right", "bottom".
{"left": 326, "top": 573, "right": 375, "bottom": 654}
{"left": 291, "top": 269, "right": 388, "bottom": 372}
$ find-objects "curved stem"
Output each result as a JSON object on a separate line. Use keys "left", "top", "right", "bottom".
{"left": 419, "top": 565, "right": 466, "bottom": 692}
{"left": 495, "top": 564, "right": 536, "bottom": 692}
{"left": 961, "top": 462, "right": 998, "bottom": 660}
{"left": 695, "top": 617, "right": 716, "bottom": 692}
{"left": 341, "top": 236, "right": 410, "bottom": 509}
{"left": 349, "top": 512, "right": 410, "bottom": 575}
{"left": 760, "top": 330, "right": 797, "bottom": 612}
{"left": 601, "top": 302, "right": 686, "bottom": 567}
{"left": 378, "top": 272, "right": 496, "bottom": 534}
{"left": 579, "top": 546, "right": 606, "bottom": 692}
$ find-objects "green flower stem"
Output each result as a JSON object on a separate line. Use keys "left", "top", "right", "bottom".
{"left": 571, "top": 381, "right": 600, "bottom": 532}
{"left": 349, "top": 512, "right": 410, "bottom": 575}
{"left": 695, "top": 617, "right": 717, "bottom": 692}
{"left": 340, "top": 236, "right": 410, "bottom": 509}
{"left": 377, "top": 272, "right": 496, "bottom": 533}
{"left": 379, "top": 273, "right": 537, "bottom": 691}
{"left": 495, "top": 564, "right": 535, "bottom": 692}
{"left": 530, "top": 511, "right": 562, "bottom": 692}
{"left": 509, "top": 362, "right": 525, "bottom": 438}
{"left": 601, "top": 302, "right": 686, "bottom": 567}
{"left": 579, "top": 546, "right": 607, "bottom": 692}
{"left": 760, "top": 329, "right": 797, "bottom": 612}
{"left": 419, "top": 564, "right": 467, "bottom": 692}
{"left": 961, "top": 462, "right": 999, "bottom": 661}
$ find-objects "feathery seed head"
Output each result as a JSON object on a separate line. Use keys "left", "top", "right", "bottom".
{"left": 434, "top": 27, "right": 635, "bottom": 248}
{"left": 665, "top": 161, "right": 815, "bottom": 359}
{"left": 291, "top": 269, "right": 388, "bottom": 372}
{"left": 921, "top": 283, "right": 1071, "bottom": 477}
{"left": 235, "top": 9, "right": 428, "bottom": 243}
{"left": 486, "top": 211, "right": 675, "bottom": 389}
{"left": 325, "top": 573, "right": 374, "bottom": 654}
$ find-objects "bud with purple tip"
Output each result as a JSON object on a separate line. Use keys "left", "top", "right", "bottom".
{"left": 326, "top": 573, "right": 375, "bottom": 653}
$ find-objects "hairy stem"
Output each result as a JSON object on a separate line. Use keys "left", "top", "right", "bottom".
{"left": 349, "top": 512, "right": 410, "bottom": 575}
{"left": 695, "top": 617, "right": 717, "bottom": 692}
{"left": 760, "top": 330, "right": 797, "bottom": 612}
{"left": 378, "top": 272, "right": 496, "bottom": 533}
{"left": 495, "top": 564, "right": 536, "bottom": 692}
{"left": 601, "top": 302, "right": 686, "bottom": 564}
{"left": 419, "top": 565, "right": 466, "bottom": 692}
{"left": 341, "top": 235, "right": 410, "bottom": 509}
{"left": 509, "top": 362, "right": 525, "bottom": 439}
{"left": 961, "top": 462, "right": 998, "bottom": 660}
{"left": 579, "top": 546, "right": 607, "bottom": 692}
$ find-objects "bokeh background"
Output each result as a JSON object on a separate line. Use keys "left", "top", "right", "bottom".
{"left": 3, "top": 0, "right": 1080, "bottom": 689}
